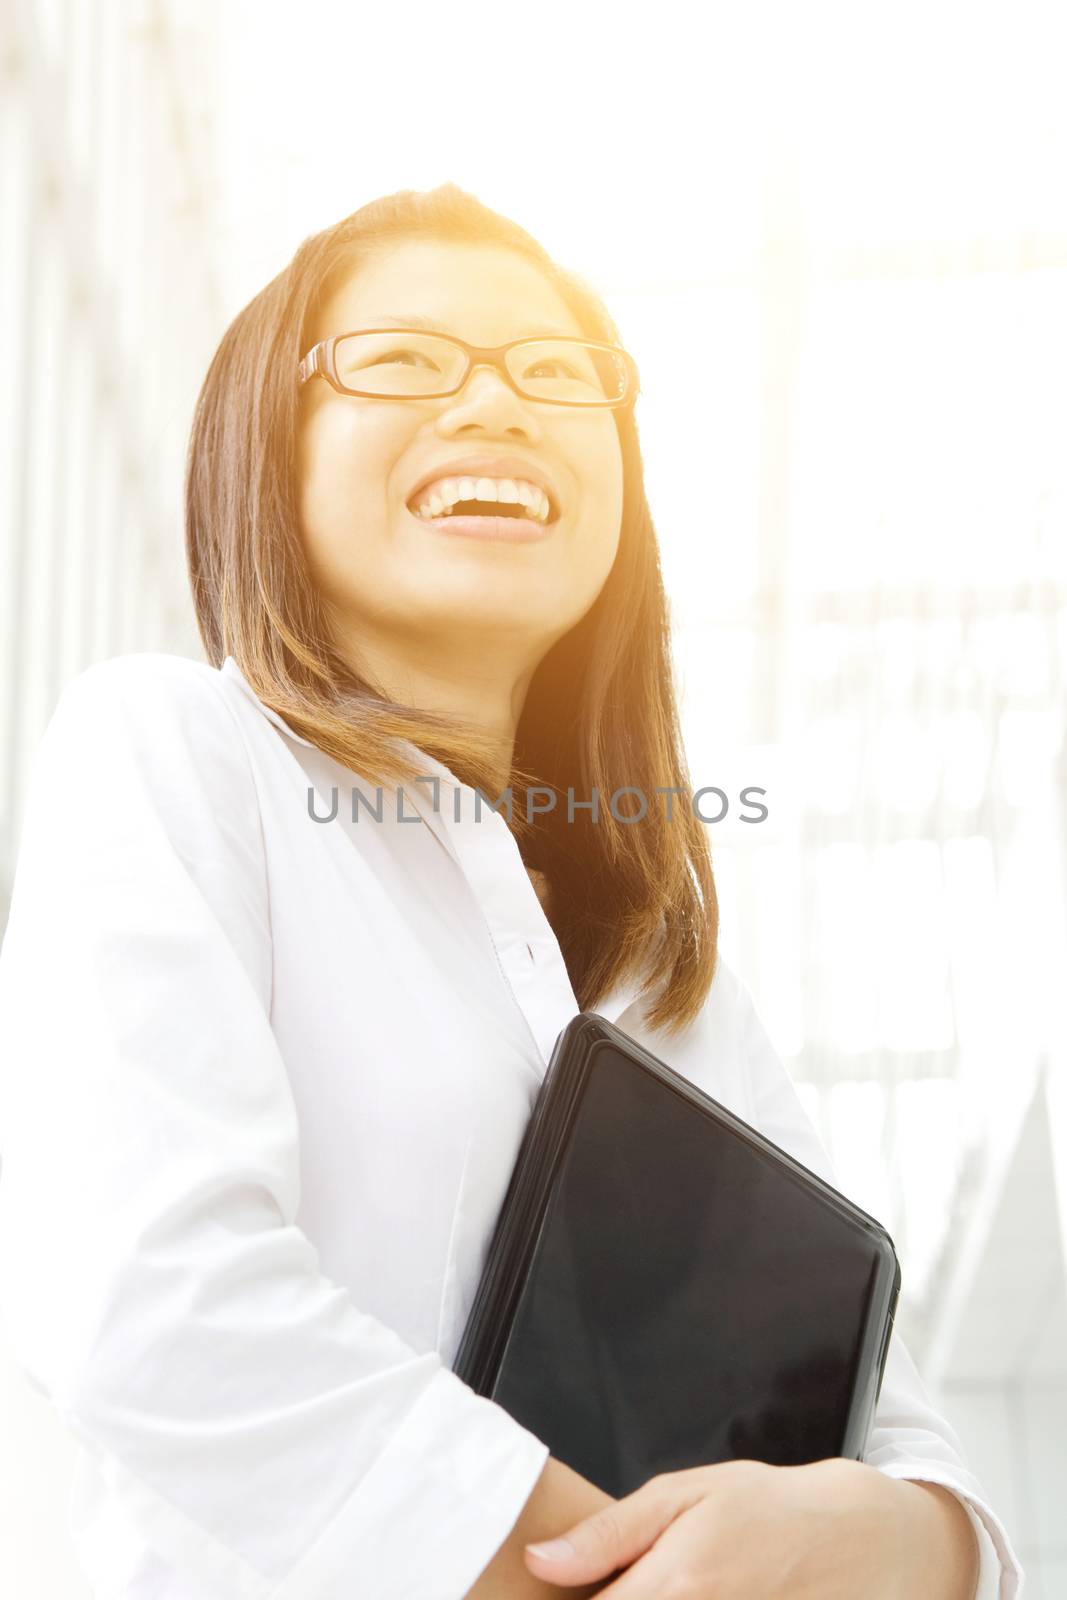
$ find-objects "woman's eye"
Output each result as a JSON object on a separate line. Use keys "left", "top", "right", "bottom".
{"left": 526, "top": 359, "right": 578, "bottom": 379}
{"left": 371, "top": 347, "right": 437, "bottom": 369}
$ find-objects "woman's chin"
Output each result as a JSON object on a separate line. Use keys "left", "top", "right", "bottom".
{"left": 420, "top": 591, "right": 556, "bottom": 634}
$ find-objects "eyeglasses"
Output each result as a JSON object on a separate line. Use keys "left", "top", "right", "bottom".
{"left": 297, "top": 328, "right": 639, "bottom": 409}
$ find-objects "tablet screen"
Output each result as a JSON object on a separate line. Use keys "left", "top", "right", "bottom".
{"left": 490, "top": 1042, "right": 888, "bottom": 1496}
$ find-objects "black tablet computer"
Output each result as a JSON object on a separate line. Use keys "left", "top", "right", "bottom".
{"left": 453, "top": 1011, "right": 900, "bottom": 1499}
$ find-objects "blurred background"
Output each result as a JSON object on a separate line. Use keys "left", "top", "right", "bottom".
{"left": 2, "top": 0, "right": 1066, "bottom": 1593}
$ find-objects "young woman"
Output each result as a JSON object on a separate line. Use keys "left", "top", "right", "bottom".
{"left": 0, "top": 185, "right": 1021, "bottom": 1599}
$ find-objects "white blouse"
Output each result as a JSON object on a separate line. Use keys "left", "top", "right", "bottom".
{"left": 0, "top": 652, "right": 1023, "bottom": 1600}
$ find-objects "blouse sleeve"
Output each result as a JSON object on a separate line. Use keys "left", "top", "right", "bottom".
{"left": 0, "top": 656, "right": 549, "bottom": 1600}
{"left": 735, "top": 971, "right": 1025, "bottom": 1600}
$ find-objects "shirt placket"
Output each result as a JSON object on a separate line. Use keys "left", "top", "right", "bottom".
{"left": 397, "top": 754, "right": 581, "bottom": 1072}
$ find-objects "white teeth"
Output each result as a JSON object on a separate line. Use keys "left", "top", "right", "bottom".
{"left": 411, "top": 474, "right": 552, "bottom": 523}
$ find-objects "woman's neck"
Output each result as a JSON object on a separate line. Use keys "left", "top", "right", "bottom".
{"left": 335, "top": 627, "right": 538, "bottom": 776}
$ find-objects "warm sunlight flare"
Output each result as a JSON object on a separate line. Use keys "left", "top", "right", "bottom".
{"left": 2, "top": 2, "right": 1064, "bottom": 1593}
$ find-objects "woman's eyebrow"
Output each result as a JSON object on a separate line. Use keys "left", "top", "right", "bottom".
{"left": 354, "top": 313, "right": 579, "bottom": 339}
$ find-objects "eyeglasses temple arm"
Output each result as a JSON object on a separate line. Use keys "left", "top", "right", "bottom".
{"left": 298, "top": 344, "right": 322, "bottom": 385}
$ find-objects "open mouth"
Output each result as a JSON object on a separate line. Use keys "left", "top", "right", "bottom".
{"left": 405, "top": 483, "right": 560, "bottom": 526}
{"left": 405, "top": 503, "right": 557, "bottom": 542}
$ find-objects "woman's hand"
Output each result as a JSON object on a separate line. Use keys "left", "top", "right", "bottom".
{"left": 524, "top": 1457, "right": 980, "bottom": 1598}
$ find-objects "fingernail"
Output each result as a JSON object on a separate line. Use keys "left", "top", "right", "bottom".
{"left": 526, "top": 1537, "right": 576, "bottom": 1561}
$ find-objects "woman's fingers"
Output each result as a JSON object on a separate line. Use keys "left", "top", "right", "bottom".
{"left": 585, "top": 1542, "right": 692, "bottom": 1600}
{"left": 524, "top": 1473, "right": 700, "bottom": 1586}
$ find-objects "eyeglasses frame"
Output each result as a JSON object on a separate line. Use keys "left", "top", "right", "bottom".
{"left": 297, "top": 328, "right": 640, "bottom": 409}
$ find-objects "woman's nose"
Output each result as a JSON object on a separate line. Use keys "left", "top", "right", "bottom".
{"left": 437, "top": 364, "right": 541, "bottom": 437}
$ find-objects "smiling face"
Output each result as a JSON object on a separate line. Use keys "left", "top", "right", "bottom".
{"left": 296, "top": 238, "right": 625, "bottom": 698}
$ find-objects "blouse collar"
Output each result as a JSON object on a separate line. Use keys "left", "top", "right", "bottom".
{"left": 219, "top": 654, "right": 653, "bottom": 1034}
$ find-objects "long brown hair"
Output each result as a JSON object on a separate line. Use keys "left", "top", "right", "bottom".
{"left": 185, "top": 182, "right": 718, "bottom": 1036}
